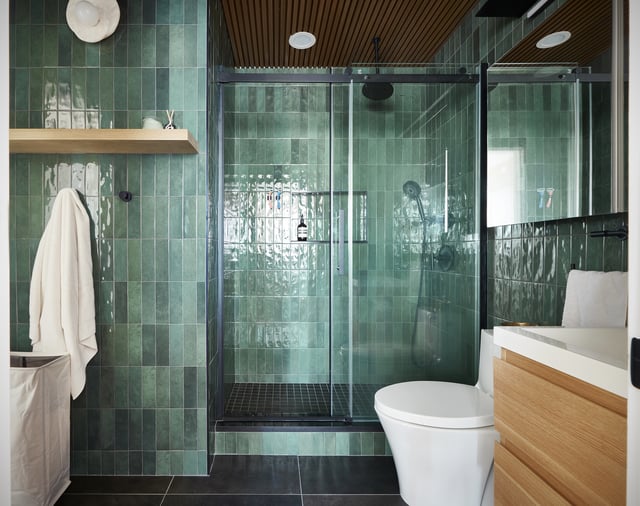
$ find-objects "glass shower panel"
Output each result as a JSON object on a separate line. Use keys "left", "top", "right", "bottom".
{"left": 222, "top": 83, "right": 333, "bottom": 418}
{"left": 345, "top": 76, "right": 480, "bottom": 421}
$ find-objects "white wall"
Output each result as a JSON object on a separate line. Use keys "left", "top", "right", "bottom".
{"left": 628, "top": 0, "right": 640, "bottom": 503}
{"left": 0, "top": 0, "right": 11, "bottom": 501}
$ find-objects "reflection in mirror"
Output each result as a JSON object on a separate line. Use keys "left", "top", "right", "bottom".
{"left": 486, "top": 65, "right": 617, "bottom": 227}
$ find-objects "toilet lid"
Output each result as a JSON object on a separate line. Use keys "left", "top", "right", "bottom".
{"left": 374, "top": 381, "right": 494, "bottom": 429}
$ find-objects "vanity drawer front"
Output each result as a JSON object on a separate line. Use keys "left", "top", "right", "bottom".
{"left": 494, "top": 357, "right": 626, "bottom": 505}
{"left": 495, "top": 442, "right": 569, "bottom": 506}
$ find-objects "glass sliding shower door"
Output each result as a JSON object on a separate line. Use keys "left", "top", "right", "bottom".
{"left": 219, "top": 66, "right": 481, "bottom": 423}
{"left": 222, "top": 83, "right": 335, "bottom": 419}
{"left": 339, "top": 69, "right": 481, "bottom": 420}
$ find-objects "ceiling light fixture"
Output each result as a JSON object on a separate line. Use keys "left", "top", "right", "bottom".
{"left": 536, "top": 31, "right": 572, "bottom": 49}
{"left": 289, "top": 31, "right": 316, "bottom": 50}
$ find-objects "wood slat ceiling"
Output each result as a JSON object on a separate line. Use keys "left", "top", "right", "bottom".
{"left": 499, "top": 0, "right": 625, "bottom": 66}
{"left": 220, "top": 0, "right": 478, "bottom": 68}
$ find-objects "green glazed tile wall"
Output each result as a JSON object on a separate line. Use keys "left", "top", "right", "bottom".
{"left": 487, "top": 214, "right": 628, "bottom": 326}
{"left": 213, "top": 430, "right": 391, "bottom": 457}
{"left": 9, "top": 0, "right": 214, "bottom": 476}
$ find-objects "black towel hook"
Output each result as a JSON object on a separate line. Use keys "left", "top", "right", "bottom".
{"left": 118, "top": 191, "right": 133, "bottom": 202}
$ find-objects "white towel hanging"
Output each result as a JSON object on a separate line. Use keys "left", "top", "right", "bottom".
{"left": 29, "top": 188, "right": 97, "bottom": 399}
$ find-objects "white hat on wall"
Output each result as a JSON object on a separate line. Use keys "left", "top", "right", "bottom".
{"left": 66, "top": 0, "right": 120, "bottom": 43}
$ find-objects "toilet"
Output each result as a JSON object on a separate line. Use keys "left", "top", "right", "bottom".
{"left": 375, "top": 330, "right": 500, "bottom": 506}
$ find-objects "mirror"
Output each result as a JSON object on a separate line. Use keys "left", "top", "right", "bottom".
{"left": 486, "top": 0, "right": 628, "bottom": 227}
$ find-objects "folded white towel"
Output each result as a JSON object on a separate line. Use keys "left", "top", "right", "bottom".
{"left": 562, "top": 270, "right": 628, "bottom": 328}
{"left": 29, "top": 188, "right": 97, "bottom": 399}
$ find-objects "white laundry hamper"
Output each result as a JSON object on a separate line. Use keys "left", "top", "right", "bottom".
{"left": 10, "top": 352, "right": 71, "bottom": 506}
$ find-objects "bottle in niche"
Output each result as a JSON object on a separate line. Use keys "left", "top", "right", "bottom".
{"left": 297, "top": 214, "right": 308, "bottom": 241}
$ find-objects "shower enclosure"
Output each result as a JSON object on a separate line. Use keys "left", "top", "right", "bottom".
{"left": 216, "top": 66, "right": 482, "bottom": 422}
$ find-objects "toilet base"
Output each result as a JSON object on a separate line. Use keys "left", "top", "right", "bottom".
{"left": 377, "top": 411, "right": 498, "bottom": 506}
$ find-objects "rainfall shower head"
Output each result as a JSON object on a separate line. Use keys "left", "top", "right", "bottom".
{"left": 362, "top": 37, "right": 394, "bottom": 101}
{"left": 403, "top": 180, "right": 426, "bottom": 222}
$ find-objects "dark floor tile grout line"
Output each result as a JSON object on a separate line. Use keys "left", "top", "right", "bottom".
{"left": 297, "top": 455, "right": 305, "bottom": 505}
{"left": 159, "top": 475, "right": 175, "bottom": 505}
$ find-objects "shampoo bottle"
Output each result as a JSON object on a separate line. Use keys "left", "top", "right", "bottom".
{"left": 297, "top": 214, "right": 308, "bottom": 241}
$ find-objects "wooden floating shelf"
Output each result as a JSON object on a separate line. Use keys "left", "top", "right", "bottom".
{"left": 9, "top": 128, "right": 199, "bottom": 154}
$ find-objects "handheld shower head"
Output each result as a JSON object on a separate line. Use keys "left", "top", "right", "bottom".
{"left": 403, "top": 180, "right": 426, "bottom": 222}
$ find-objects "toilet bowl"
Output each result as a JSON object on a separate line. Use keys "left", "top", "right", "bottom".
{"left": 375, "top": 330, "right": 500, "bottom": 506}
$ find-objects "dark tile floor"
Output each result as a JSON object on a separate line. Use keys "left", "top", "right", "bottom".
{"left": 56, "top": 455, "right": 406, "bottom": 505}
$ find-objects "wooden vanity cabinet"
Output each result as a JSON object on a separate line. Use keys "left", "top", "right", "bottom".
{"left": 493, "top": 350, "right": 627, "bottom": 505}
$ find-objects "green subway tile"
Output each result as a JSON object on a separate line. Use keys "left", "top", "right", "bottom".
{"left": 127, "top": 25, "right": 142, "bottom": 68}
{"left": 348, "top": 433, "right": 362, "bottom": 456}
{"left": 222, "top": 432, "right": 236, "bottom": 454}
{"left": 183, "top": 366, "right": 197, "bottom": 408}
{"left": 169, "top": 1, "right": 185, "bottom": 24}
{"left": 169, "top": 282, "right": 183, "bottom": 323}
{"left": 141, "top": 26, "right": 157, "bottom": 67}
{"left": 99, "top": 68, "right": 114, "bottom": 111}
{"left": 169, "top": 68, "right": 185, "bottom": 111}
{"left": 156, "top": 282, "right": 169, "bottom": 323}
{"left": 142, "top": 367, "right": 157, "bottom": 408}
{"left": 155, "top": 70, "right": 170, "bottom": 111}
{"left": 141, "top": 282, "right": 156, "bottom": 324}
{"left": 335, "top": 433, "right": 349, "bottom": 456}
{"left": 196, "top": 366, "right": 207, "bottom": 407}
{"left": 373, "top": 432, "right": 387, "bottom": 455}
{"left": 142, "top": 325, "right": 156, "bottom": 366}
{"left": 113, "top": 324, "right": 128, "bottom": 365}
{"left": 128, "top": 67, "right": 142, "bottom": 111}
{"left": 114, "top": 369, "right": 129, "bottom": 408}
{"left": 169, "top": 239, "right": 182, "bottom": 281}
{"left": 156, "top": 450, "right": 171, "bottom": 474}
{"left": 182, "top": 240, "right": 196, "bottom": 281}
{"left": 142, "top": 452, "right": 156, "bottom": 475}
{"left": 29, "top": 25, "right": 43, "bottom": 68}
{"left": 113, "top": 239, "right": 128, "bottom": 281}
{"left": 183, "top": 327, "right": 197, "bottom": 366}
{"left": 128, "top": 240, "right": 142, "bottom": 280}
{"left": 156, "top": 240, "right": 169, "bottom": 280}
{"left": 142, "top": 409, "right": 156, "bottom": 450}
{"left": 183, "top": 451, "right": 199, "bottom": 474}
{"left": 182, "top": 284, "right": 197, "bottom": 324}
{"left": 129, "top": 324, "right": 143, "bottom": 365}
{"left": 141, "top": 69, "right": 157, "bottom": 110}
{"left": 196, "top": 409, "right": 207, "bottom": 449}
{"left": 170, "top": 409, "right": 184, "bottom": 450}
{"left": 361, "top": 432, "right": 374, "bottom": 456}
{"left": 169, "top": 325, "right": 184, "bottom": 366}
{"left": 128, "top": 367, "right": 142, "bottom": 408}
{"left": 14, "top": 25, "right": 30, "bottom": 68}
{"left": 156, "top": 0, "right": 170, "bottom": 23}
{"left": 114, "top": 67, "right": 128, "bottom": 111}
{"left": 156, "top": 325, "right": 170, "bottom": 365}
{"left": 156, "top": 366, "right": 170, "bottom": 408}
{"left": 170, "top": 451, "right": 184, "bottom": 475}
{"left": 232, "top": 433, "right": 247, "bottom": 454}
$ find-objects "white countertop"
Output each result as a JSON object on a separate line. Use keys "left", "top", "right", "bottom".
{"left": 493, "top": 326, "right": 628, "bottom": 398}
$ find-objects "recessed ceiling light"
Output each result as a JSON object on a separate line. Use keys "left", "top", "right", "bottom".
{"left": 289, "top": 31, "right": 316, "bottom": 50}
{"left": 536, "top": 31, "right": 571, "bottom": 49}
